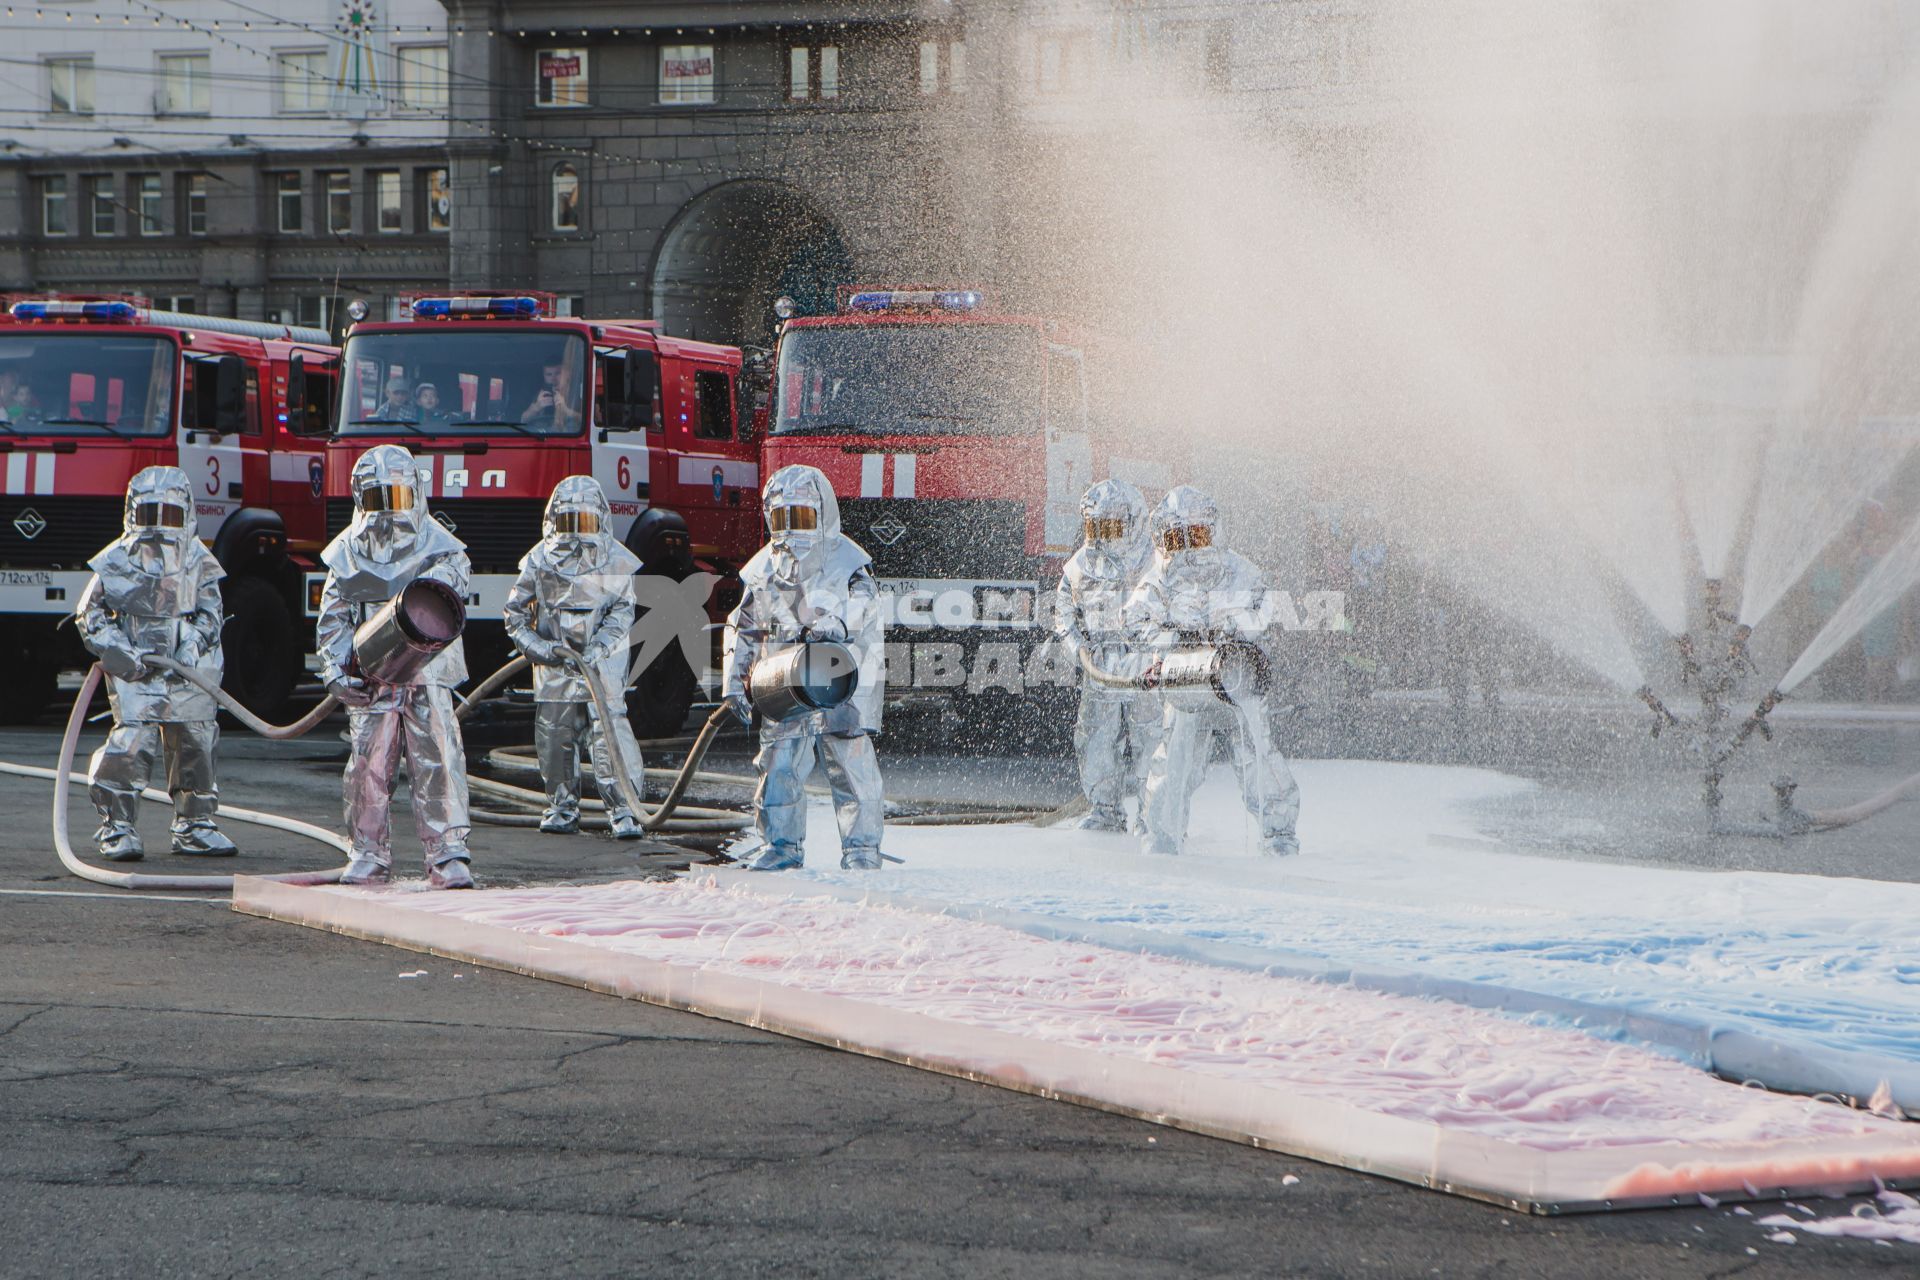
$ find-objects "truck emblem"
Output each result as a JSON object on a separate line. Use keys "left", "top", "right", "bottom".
{"left": 12, "top": 508, "right": 46, "bottom": 540}
{"left": 433, "top": 511, "right": 457, "bottom": 532}
{"left": 712, "top": 465, "right": 725, "bottom": 502}
{"left": 870, "top": 515, "right": 908, "bottom": 547}
{"left": 308, "top": 458, "right": 324, "bottom": 498}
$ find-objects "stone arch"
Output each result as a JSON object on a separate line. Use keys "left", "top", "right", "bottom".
{"left": 649, "top": 180, "right": 853, "bottom": 346}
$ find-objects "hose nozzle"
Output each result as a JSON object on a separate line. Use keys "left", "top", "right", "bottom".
{"left": 1733, "top": 687, "right": 1784, "bottom": 747}
{"left": 1637, "top": 685, "right": 1680, "bottom": 738}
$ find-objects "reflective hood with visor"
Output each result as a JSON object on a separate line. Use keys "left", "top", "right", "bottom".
{"left": 541, "top": 473, "right": 614, "bottom": 575}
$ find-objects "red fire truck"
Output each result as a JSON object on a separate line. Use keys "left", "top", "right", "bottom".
{"left": 317, "top": 294, "right": 760, "bottom": 734}
{"left": 759, "top": 287, "right": 1170, "bottom": 736}
{"left": 0, "top": 299, "right": 336, "bottom": 721}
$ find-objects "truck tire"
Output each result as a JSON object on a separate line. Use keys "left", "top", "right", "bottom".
{"left": 627, "top": 647, "right": 699, "bottom": 740}
{"left": 0, "top": 636, "right": 56, "bottom": 724}
{"left": 221, "top": 575, "right": 299, "bottom": 718}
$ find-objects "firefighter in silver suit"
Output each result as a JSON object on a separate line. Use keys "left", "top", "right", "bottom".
{"left": 1054, "top": 478, "right": 1161, "bottom": 832}
{"left": 722, "top": 464, "right": 886, "bottom": 871}
{"left": 503, "top": 475, "right": 648, "bottom": 838}
{"left": 76, "top": 466, "right": 236, "bottom": 860}
{"left": 1127, "top": 485, "right": 1301, "bottom": 858}
{"left": 316, "top": 445, "right": 475, "bottom": 888}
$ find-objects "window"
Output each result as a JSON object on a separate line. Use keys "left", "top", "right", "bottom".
{"left": 157, "top": 295, "right": 197, "bottom": 313}
{"left": 181, "top": 173, "right": 208, "bottom": 236}
{"left": 550, "top": 163, "right": 579, "bottom": 232}
{"left": 323, "top": 171, "right": 351, "bottom": 234}
{"left": 296, "top": 296, "right": 333, "bottom": 331}
{"left": 1034, "top": 34, "right": 1090, "bottom": 95}
{"left": 373, "top": 170, "right": 402, "bottom": 233}
{"left": 0, "top": 334, "right": 175, "bottom": 436}
{"left": 158, "top": 52, "right": 211, "bottom": 115}
{"left": 694, "top": 370, "right": 733, "bottom": 440}
{"left": 278, "top": 50, "right": 329, "bottom": 113}
{"left": 335, "top": 330, "right": 588, "bottom": 437}
{"left": 919, "top": 40, "right": 966, "bottom": 95}
{"left": 789, "top": 45, "right": 839, "bottom": 101}
{"left": 424, "top": 168, "right": 450, "bottom": 232}
{"left": 275, "top": 172, "right": 303, "bottom": 232}
{"left": 87, "top": 175, "right": 115, "bottom": 236}
{"left": 47, "top": 57, "right": 93, "bottom": 115}
{"left": 41, "top": 177, "right": 68, "bottom": 237}
{"left": 395, "top": 44, "right": 448, "bottom": 112}
{"left": 536, "top": 48, "right": 588, "bottom": 107}
{"left": 659, "top": 44, "right": 714, "bottom": 105}
{"left": 136, "top": 173, "right": 164, "bottom": 235}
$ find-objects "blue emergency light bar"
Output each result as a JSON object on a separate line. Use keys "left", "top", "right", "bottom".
{"left": 844, "top": 290, "right": 984, "bottom": 314}
{"left": 10, "top": 300, "right": 139, "bottom": 322}
{"left": 410, "top": 295, "right": 544, "bottom": 320}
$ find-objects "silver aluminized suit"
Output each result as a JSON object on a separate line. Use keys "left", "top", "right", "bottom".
{"left": 76, "top": 466, "right": 235, "bottom": 860}
{"left": 722, "top": 464, "right": 886, "bottom": 871}
{"left": 316, "top": 445, "right": 474, "bottom": 886}
{"left": 1053, "top": 479, "right": 1160, "bottom": 832}
{"left": 503, "top": 476, "right": 648, "bottom": 838}
{"left": 1127, "top": 486, "right": 1301, "bottom": 857}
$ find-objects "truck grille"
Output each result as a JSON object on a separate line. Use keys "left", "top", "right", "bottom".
{"left": 0, "top": 495, "right": 124, "bottom": 569}
{"left": 326, "top": 497, "right": 546, "bottom": 574}
{"left": 837, "top": 498, "right": 1034, "bottom": 579}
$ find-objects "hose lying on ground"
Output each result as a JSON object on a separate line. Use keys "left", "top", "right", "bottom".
{"left": 466, "top": 643, "right": 747, "bottom": 834}
{"left": 0, "top": 664, "right": 353, "bottom": 891}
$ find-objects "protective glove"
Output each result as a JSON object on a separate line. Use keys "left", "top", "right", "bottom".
{"left": 328, "top": 676, "right": 372, "bottom": 708}
{"left": 522, "top": 637, "right": 564, "bottom": 667}
{"left": 175, "top": 628, "right": 207, "bottom": 669}
{"left": 724, "top": 691, "right": 753, "bottom": 725}
{"left": 802, "top": 616, "right": 849, "bottom": 644}
{"left": 97, "top": 644, "right": 149, "bottom": 681}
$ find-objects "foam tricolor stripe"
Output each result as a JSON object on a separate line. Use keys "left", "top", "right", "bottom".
{"left": 2, "top": 452, "right": 58, "bottom": 496}
{"left": 858, "top": 452, "right": 917, "bottom": 499}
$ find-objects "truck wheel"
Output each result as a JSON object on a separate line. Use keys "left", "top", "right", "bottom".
{"left": 0, "top": 640, "right": 56, "bottom": 724}
{"left": 221, "top": 576, "right": 298, "bottom": 718}
{"left": 627, "top": 648, "right": 699, "bottom": 740}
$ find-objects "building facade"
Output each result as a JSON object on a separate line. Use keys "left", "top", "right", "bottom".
{"left": 1, "top": 0, "right": 453, "bottom": 326}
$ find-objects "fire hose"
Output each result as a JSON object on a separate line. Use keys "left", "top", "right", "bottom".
{"left": 465, "top": 640, "right": 745, "bottom": 834}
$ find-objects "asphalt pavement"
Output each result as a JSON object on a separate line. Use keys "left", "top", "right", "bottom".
{"left": 0, "top": 706, "right": 1915, "bottom": 1277}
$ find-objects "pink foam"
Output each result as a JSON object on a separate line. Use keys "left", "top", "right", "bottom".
{"left": 367, "top": 877, "right": 1919, "bottom": 1158}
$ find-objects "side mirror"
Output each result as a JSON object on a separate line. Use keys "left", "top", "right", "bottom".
{"left": 599, "top": 352, "right": 631, "bottom": 429}
{"left": 286, "top": 353, "right": 307, "bottom": 422}
{"left": 630, "top": 350, "right": 660, "bottom": 430}
{"left": 193, "top": 354, "right": 248, "bottom": 435}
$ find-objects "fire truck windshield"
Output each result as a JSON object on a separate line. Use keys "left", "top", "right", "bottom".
{"left": 336, "top": 330, "right": 588, "bottom": 436}
{"left": 773, "top": 322, "right": 1041, "bottom": 437}
{"left": 0, "top": 333, "right": 175, "bottom": 436}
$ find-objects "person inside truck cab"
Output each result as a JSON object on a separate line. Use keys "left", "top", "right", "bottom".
{"left": 414, "top": 381, "right": 453, "bottom": 427}
{"left": 369, "top": 375, "right": 419, "bottom": 423}
{"left": 520, "top": 360, "right": 581, "bottom": 432}
{"left": 0, "top": 369, "right": 38, "bottom": 422}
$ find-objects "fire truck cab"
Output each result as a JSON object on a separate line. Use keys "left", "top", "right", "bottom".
{"left": 317, "top": 294, "right": 759, "bottom": 734}
{"left": 760, "top": 287, "right": 1167, "bottom": 737}
{"left": 0, "top": 299, "right": 335, "bottom": 721}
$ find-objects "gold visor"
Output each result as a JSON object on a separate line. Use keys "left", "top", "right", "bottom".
{"left": 1084, "top": 516, "right": 1129, "bottom": 543}
{"left": 1162, "top": 524, "right": 1214, "bottom": 554}
{"left": 130, "top": 502, "right": 188, "bottom": 529}
{"left": 359, "top": 484, "right": 416, "bottom": 513}
{"left": 552, "top": 511, "right": 602, "bottom": 535}
{"left": 768, "top": 505, "right": 820, "bottom": 533}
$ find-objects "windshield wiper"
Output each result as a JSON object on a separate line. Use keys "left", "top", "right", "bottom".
{"left": 343, "top": 418, "right": 425, "bottom": 435}
{"left": 460, "top": 420, "right": 545, "bottom": 437}
{"left": 42, "top": 418, "right": 133, "bottom": 436}
{"left": 774, "top": 422, "right": 875, "bottom": 436}
{"left": 905, "top": 412, "right": 978, "bottom": 422}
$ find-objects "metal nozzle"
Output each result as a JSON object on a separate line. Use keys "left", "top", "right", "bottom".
{"left": 1637, "top": 685, "right": 1679, "bottom": 738}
